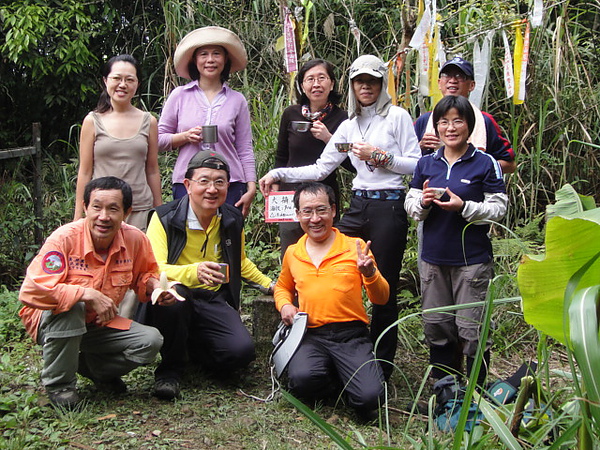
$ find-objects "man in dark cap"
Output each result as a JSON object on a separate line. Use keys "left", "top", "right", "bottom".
{"left": 145, "top": 151, "right": 273, "bottom": 400}
{"left": 414, "top": 56, "right": 516, "bottom": 174}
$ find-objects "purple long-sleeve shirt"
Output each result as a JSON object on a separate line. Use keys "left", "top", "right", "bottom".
{"left": 158, "top": 81, "right": 256, "bottom": 184}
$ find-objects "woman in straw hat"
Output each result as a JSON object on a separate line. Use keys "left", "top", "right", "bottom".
{"left": 158, "top": 26, "right": 256, "bottom": 216}
{"left": 260, "top": 55, "right": 421, "bottom": 381}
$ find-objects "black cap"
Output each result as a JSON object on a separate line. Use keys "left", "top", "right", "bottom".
{"left": 440, "top": 57, "right": 474, "bottom": 79}
{"left": 187, "top": 151, "right": 230, "bottom": 178}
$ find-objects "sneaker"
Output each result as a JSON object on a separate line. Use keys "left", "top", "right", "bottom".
{"left": 48, "top": 387, "right": 80, "bottom": 408}
{"left": 94, "top": 377, "right": 127, "bottom": 394}
{"left": 153, "top": 378, "right": 180, "bottom": 400}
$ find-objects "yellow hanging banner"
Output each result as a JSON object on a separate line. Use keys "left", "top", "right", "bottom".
{"left": 388, "top": 59, "right": 397, "bottom": 106}
{"left": 429, "top": 21, "right": 442, "bottom": 107}
{"left": 512, "top": 21, "right": 524, "bottom": 105}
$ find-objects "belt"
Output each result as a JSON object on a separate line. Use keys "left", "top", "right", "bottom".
{"left": 353, "top": 189, "right": 405, "bottom": 200}
{"left": 309, "top": 320, "right": 367, "bottom": 334}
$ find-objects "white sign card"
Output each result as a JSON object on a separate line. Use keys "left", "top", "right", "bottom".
{"left": 265, "top": 191, "right": 298, "bottom": 223}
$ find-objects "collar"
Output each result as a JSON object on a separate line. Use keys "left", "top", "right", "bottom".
{"left": 433, "top": 143, "right": 477, "bottom": 161}
{"left": 187, "top": 202, "right": 221, "bottom": 230}
{"left": 181, "top": 80, "right": 229, "bottom": 95}
{"left": 293, "top": 228, "right": 349, "bottom": 262}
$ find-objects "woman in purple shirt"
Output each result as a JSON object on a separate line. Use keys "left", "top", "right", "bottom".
{"left": 158, "top": 26, "right": 256, "bottom": 216}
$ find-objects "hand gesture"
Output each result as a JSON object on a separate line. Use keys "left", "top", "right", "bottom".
{"left": 81, "top": 288, "right": 118, "bottom": 326}
{"left": 357, "top": 240, "right": 376, "bottom": 277}
{"left": 434, "top": 187, "right": 465, "bottom": 213}
{"left": 259, "top": 173, "right": 279, "bottom": 197}
{"left": 419, "top": 132, "right": 441, "bottom": 152}
{"left": 310, "top": 120, "right": 332, "bottom": 143}
{"left": 234, "top": 183, "right": 256, "bottom": 218}
{"left": 197, "top": 261, "right": 226, "bottom": 287}
{"left": 421, "top": 179, "right": 437, "bottom": 208}
{"left": 352, "top": 142, "right": 376, "bottom": 161}
{"left": 280, "top": 303, "right": 299, "bottom": 326}
{"left": 184, "top": 126, "right": 202, "bottom": 144}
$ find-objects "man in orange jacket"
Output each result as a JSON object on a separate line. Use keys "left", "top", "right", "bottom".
{"left": 19, "top": 177, "right": 176, "bottom": 408}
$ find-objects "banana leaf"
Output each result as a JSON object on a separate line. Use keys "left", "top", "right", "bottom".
{"left": 546, "top": 184, "right": 597, "bottom": 221}
{"left": 517, "top": 208, "right": 600, "bottom": 344}
{"left": 569, "top": 285, "right": 600, "bottom": 430}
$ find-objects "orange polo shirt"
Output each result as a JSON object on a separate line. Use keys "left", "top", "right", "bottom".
{"left": 19, "top": 219, "right": 159, "bottom": 342}
{"left": 274, "top": 228, "right": 389, "bottom": 328}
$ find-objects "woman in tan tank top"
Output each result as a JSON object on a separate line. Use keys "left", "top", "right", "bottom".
{"left": 74, "top": 55, "right": 162, "bottom": 231}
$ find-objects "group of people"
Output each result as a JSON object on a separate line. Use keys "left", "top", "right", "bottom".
{"left": 19, "top": 24, "right": 513, "bottom": 419}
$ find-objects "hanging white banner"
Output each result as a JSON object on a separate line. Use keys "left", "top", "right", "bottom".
{"left": 409, "top": 6, "right": 432, "bottom": 49}
{"left": 531, "top": 0, "right": 544, "bottom": 28}
{"left": 502, "top": 30, "right": 514, "bottom": 99}
{"left": 470, "top": 31, "right": 494, "bottom": 108}
{"left": 349, "top": 19, "right": 361, "bottom": 54}
{"left": 418, "top": 43, "right": 430, "bottom": 96}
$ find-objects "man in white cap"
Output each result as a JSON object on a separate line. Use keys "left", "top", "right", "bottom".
{"left": 260, "top": 55, "right": 421, "bottom": 380}
{"left": 145, "top": 150, "right": 274, "bottom": 400}
{"left": 414, "top": 56, "right": 516, "bottom": 174}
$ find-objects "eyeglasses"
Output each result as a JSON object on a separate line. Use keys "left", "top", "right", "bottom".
{"left": 436, "top": 119, "right": 467, "bottom": 128}
{"left": 188, "top": 178, "right": 228, "bottom": 189}
{"left": 107, "top": 75, "right": 138, "bottom": 85}
{"left": 297, "top": 206, "right": 332, "bottom": 219}
{"left": 440, "top": 72, "right": 468, "bottom": 82}
{"left": 303, "top": 75, "right": 330, "bottom": 85}
{"left": 352, "top": 77, "right": 381, "bottom": 87}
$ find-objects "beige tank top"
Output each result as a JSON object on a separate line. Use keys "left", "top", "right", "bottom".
{"left": 91, "top": 111, "right": 153, "bottom": 211}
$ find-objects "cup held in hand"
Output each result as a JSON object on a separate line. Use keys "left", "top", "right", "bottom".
{"left": 335, "top": 142, "right": 353, "bottom": 153}
{"left": 431, "top": 187, "right": 446, "bottom": 199}
{"left": 202, "top": 125, "right": 218, "bottom": 144}
{"left": 291, "top": 121, "right": 312, "bottom": 132}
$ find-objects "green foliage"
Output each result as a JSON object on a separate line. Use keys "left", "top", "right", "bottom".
{"left": 0, "top": 1, "right": 99, "bottom": 89}
{"left": 0, "top": 286, "right": 26, "bottom": 346}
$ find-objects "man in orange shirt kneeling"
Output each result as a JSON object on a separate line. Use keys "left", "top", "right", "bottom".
{"left": 274, "top": 182, "right": 389, "bottom": 421}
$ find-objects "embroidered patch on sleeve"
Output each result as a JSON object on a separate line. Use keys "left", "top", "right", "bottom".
{"left": 42, "top": 251, "right": 66, "bottom": 274}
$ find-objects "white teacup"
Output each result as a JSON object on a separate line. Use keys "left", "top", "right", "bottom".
{"left": 291, "top": 121, "right": 312, "bottom": 132}
{"left": 335, "top": 142, "right": 353, "bottom": 153}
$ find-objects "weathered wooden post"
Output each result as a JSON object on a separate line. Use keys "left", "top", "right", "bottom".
{"left": 32, "top": 123, "right": 43, "bottom": 245}
{"left": 252, "top": 295, "right": 281, "bottom": 362}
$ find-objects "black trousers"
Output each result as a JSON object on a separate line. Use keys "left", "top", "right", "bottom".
{"left": 287, "top": 322, "right": 385, "bottom": 412}
{"left": 148, "top": 287, "right": 255, "bottom": 381}
{"left": 337, "top": 194, "right": 408, "bottom": 380}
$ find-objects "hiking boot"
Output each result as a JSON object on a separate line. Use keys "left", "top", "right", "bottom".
{"left": 78, "top": 357, "right": 126, "bottom": 394}
{"left": 48, "top": 387, "right": 80, "bottom": 408}
{"left": 153, "top": 378, "right": 180, "bottom": 400}
{"left": 94, "top": 377, "right": 127, "bottom": 394}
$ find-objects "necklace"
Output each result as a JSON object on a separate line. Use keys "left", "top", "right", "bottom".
{"left": 357, "top": 116, "right": 374, "bottom": 141}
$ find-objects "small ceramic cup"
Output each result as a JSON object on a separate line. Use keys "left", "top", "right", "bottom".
{"left": 431, "top": 187, "right": 446, "bottom": 199}
{"left": 335, "top": 142, "right": 353, "bottom": 153}
{"left": 291, "top": 121, "right": 312, "bottom": 132}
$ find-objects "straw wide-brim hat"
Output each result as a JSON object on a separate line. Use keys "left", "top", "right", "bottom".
{"left": 174, "top": 26, "right": 248, "bottom": 79}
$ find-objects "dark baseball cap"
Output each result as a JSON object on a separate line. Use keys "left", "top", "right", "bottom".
{"left": 187, "top": 150, "right": 230, "bottom": 178}
{"left": 440, "top": 57, "right": 474, "bottom": 79}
